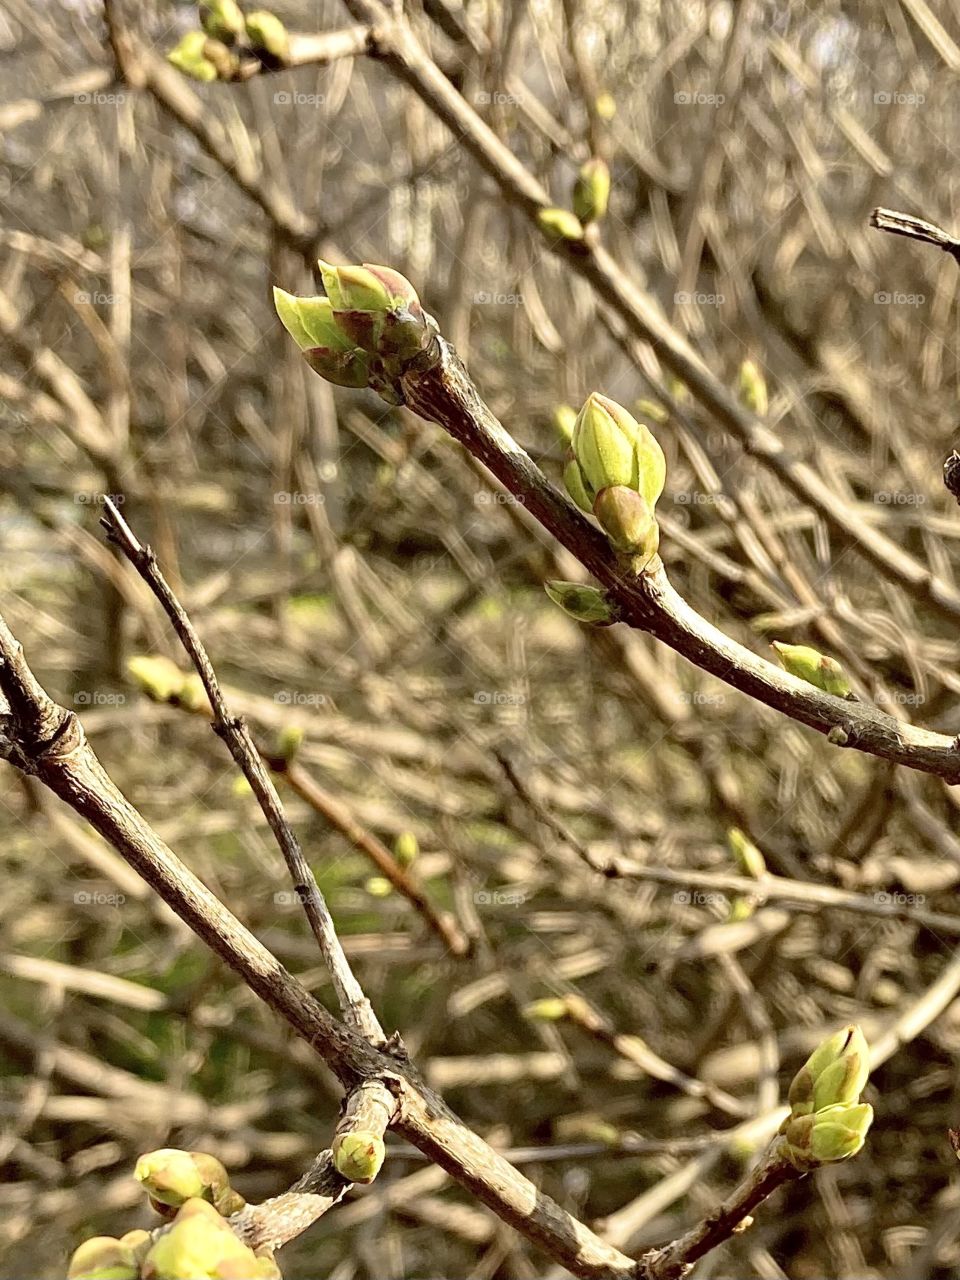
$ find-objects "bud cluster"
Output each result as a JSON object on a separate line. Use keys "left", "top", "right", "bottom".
{"left": 779, "top": 1026, "right": 873, "bottom": 1170}
{"left": 563, "top": 393, "right": 666, "bottom": 568}
{"left": 274, "top": 260, "right": 434, "bottom": 405}
{"left": 68, "top": 1150, "right": 279, "bottom": 1279}
{"left": 168, "top": 2, "right": 289, "bottom": 81}
{"left": 127, "top": 655, "right": 209, "bottom": 713}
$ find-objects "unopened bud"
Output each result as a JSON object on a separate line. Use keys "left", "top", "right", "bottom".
{"left": 544, "top": 580, "right": 616, "bottom": 625}
{"left": 595, "top": 92, "right": 616, "bottom": 120}
{"left": 781, "top": 1102, "right": 873, "bottom": 1169}
{"left": 573, "top": 158, "right": 611, "bottom": 225}
{"left": 332, "top": 1132, "right": 386, "bottom": 1183}
{"left": 275, "top": 725, "right": 305, "bottom": 763}
{"left": 788, "top": 1025, "right": 870, "bottom": 1116}
{"left": 68, "top": 1237, "right": 139, "bottom": 1280}
{"left": 524, "top": 997, "right": 569, "bottom": 1021}
{"left": 365, "top": 876, "right": 393, "bottom": 897}
{"left": 200, "top": 37, "right": 237, "bottom": 79}
{"left": 393, "top": 831, "right": 419, "bottom": 867}
{"left": 552, "top": 403, "right": 578, "bottom": 443}
{"left": 244, "top": 10, "right": 289, "bottom": 61}
{"left": 634, "top": 397, "right": 669, "bottom": 423}
{"left": 167, "top": 30, "right": 218, "bottom": 81}
{"left": 200, "top": 0, "right": 245, "bottom": 42}
{"left": 726, "top": 828, "right": 766, "bottom": 879}
{"left": 135, "top": 1149, "right": 242, "bottom": 1216}
{"left": 273, "top": 288, "right": 371, "bottom": 389}
{"left": 593, "top": 486, "right": 659, "bottom": 563}
{"left": 738, "top": 359, "right": 768, "bottom": 416}
{"left": 536, "top": 207, "right": 585, "bottom": 242}
{"left": 772, "top": 642, "right": 852, "bottom": 699}
{"left": 569, "top": 393, "right": 666, "bottom": 510}
{"left": 142, "top": 1198, "right": 280, "bottom": 1278}
{"left": 315, "top": 261, "right": 430, "bottom": 363}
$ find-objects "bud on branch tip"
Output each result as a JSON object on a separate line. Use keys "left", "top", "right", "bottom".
{"left": 780, "top": 1025, "right": 873, "bottom": 1170}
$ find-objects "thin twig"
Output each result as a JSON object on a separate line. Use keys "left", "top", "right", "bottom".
{"left": 99, "top": 498, "right": 382, "bottom": 1041}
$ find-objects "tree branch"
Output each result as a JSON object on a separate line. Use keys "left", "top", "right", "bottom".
{"left": 398, "top": 335, "right": 960, "bottom": 782}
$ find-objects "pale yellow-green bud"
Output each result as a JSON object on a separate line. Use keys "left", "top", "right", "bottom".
{"left": 788, "top": 1025, "right": 870, "bottom": 1116}
{"left": 570, "top": 393, "right": 666, "bottom": 509}
{"left": 167, "top": 31, "right": 218, "bottom": 81}
{"left": 592, "top": 486, "right": 660, "bottom": 563}
{"left": 67, "top": 1237, "right": 139, "bottom": 1280}
{"left": 332, "top": 1132, "right": 386, "bottom": 1183}
{"left": 244, "top": 10, "right": 289, "bottom": 61}
{"left": 738, "top": 358, "right": 768, "bottom": 416}
{"left": 781, "top": 1102, "right": 873, "bottom": 1169}
{"left": 772, "top": 642, "right": 852, "bottom": 699}
{"left": 726, "top": 828, "right": 766, "bottom": 879}
{"left": 136, "top": 1149, "right": 205, "bottom": 1207}
{"left": 595, "top": 92, "right": 616, "bottom": 120}
{"left": 536, "top": 207, "right": 585, "bottom": 242}
{"left": 142, "top": 1198, "right": 280, "bottom": 1279}
{"left": 544, "top": 581, "right": 616, "bottom": 625}
{"left": 552, "top": 403, "right": 578, "bottom": 443}
{"left": 524, "top": 997, "right": 569, "bottom": 1021}
{"left": 365, "top": 876, "right": 393, "bottom": 898}
{"left": 393, "top": 831, "right": 419, "bottom": 867}
{"left": 128, "top": 655, "right": 188, "bottom": 704}
{"left": 200, "top": 0, "right": 245, "bottom": 42}
{"left": 573, "top": 157, "right": 611, "bottom": 225}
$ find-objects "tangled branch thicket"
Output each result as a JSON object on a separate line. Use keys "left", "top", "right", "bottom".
{"left": 5, "top": 0, "right": 960, "bottom": 1276}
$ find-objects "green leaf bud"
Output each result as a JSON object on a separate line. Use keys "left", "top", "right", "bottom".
{"left": 544, "top": 580, "right": 616, "bottom": 625}
{"left": 552, "top": 403, "right": 578, "bottom": 443}
{"left": 772, "top": 642, "right": 852, "bottom": 699}
{"left": 67, "top": 1238, "right": 139, "bottom": 1280}
{"left": 571, "top": 393, "right": 666, "bottom": 509}
{"left": 738, "top": 358, "right": 768, "bottom": 416}
{"left": 788, "top": 1025, "right": 870, "bottom": 1117}
{"left": 524, "top": 997, "right": 569, "bottom": 1021}
{"left": 332, "top": 1132, "right": 386, "bottom": 1183}
{"left": 200, "top": 0, "right": 245, "bottom": 42}
{"left": 573, "top": 157, "right": 611, "bottom": 225}
{"left": 142, "top": 1198, "right": 277, "bottom": 1278}
{"left": 244, "top": 10, "right": 289, "bottom": 61}
{"left": 393, "top": 831, "right": 419, "bottom": 867}
{"left": 167, "top": 31, "right": 218, "bottom": 82}
{"left": 781, "top": 1102, "right": 873, "bottom": 1169}
{"left": 592, "top": 486, "right": 660, "bottom": 563}
{"left": 726, "top": 828, "right": 766, "bottom": 879}
{"left": 536, "top": 207, "right": 585, "bottom": 242}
